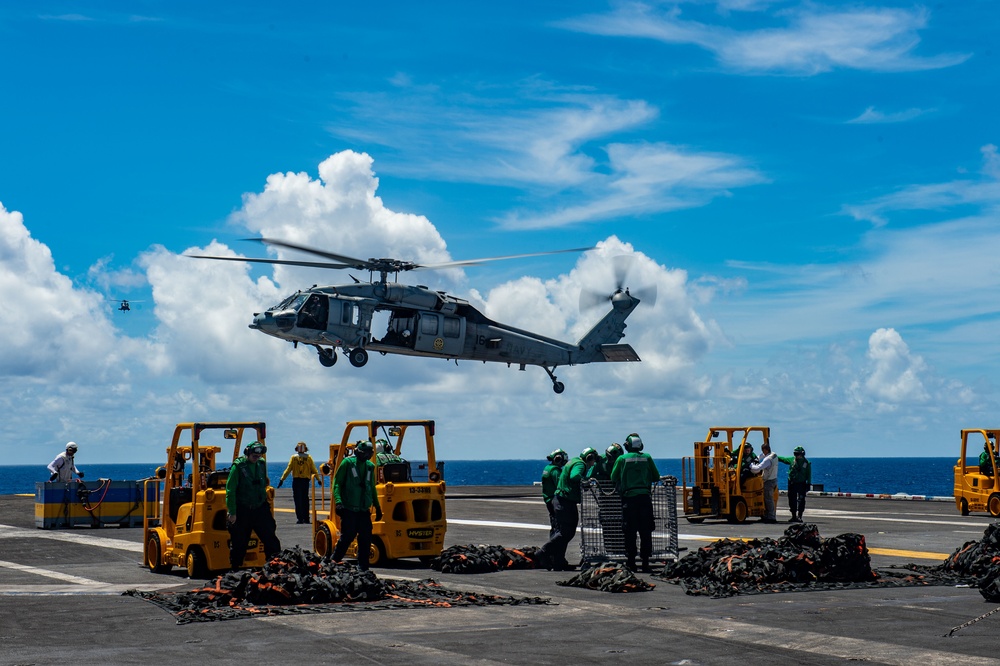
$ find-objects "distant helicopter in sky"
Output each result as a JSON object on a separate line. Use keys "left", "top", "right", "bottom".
{"left": 190, "top": 238, "right": 655, "bottom": 393}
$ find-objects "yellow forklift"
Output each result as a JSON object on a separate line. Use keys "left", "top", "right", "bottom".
{"left": 681, "top": 426, "right": 774, "bottom": 524}
{"left": 143, "top": 422, "right": 271, "bottom": 577}
{"left": 311, "top": 419, "right": 446, "bottom": 566}
{"left": 954, "top": 428, "right": 1000, "bottom": 516}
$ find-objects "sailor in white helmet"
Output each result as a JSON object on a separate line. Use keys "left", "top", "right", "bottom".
{"left": 48, "top": 442, "right": 84, "bottom": 482}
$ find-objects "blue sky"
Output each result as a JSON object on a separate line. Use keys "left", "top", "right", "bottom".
{"left": 1, "top": 1, "right": 998, "bottom": 465}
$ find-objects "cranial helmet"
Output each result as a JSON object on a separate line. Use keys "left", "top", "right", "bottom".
{"left": 606, "top": 442, "right": 624, "bottom": 460}
{"left": 376, "top": 439, "right": 393, "bottom": 454}
{"left": 66, "top": 442, "right": 78, "bottom": 452}
{"left": 547, "top": 448, "right": 568, "bottom": 466}
{"left": 794, "top": 446, "right": 805, "bottom": 455}
{"left": 355, "top": 440, "right": 374, "bottom": 458}
{"left": 295, "top": 441, "right": 308, "bottom": 453}
{"left": 624, "top": 433, "right": 643, "bottom": 452}
{"left": 246, "top": 441, "right": 267, "bottom": 456}
{"left": 580, "top": 447, "right": 599, "bottom": 464}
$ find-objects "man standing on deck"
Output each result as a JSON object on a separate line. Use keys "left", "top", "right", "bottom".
{"left": 541, "top": 449, "right": 568, "bottom": 539}
{"left": 536, "top": 447, "right": 599, "bottom": 571}
{"left": 751, "top": 442, "right": 779, "bottom": 523}
{"left": 226, "top": 441, "right": 282, "bottom": 570}
{"left": 277, "top": 442, "right": 320, "bottom": 524}
{"left": 611, "top": 433, "right": 660, "bottom": 572}
{"left": 332, "top": 440, "right": 383, "bottom": 571}
{"left": 778, "top": 446, "right": 812, "bottom": 522}
{"left": 48, "top": 442, "right": 83, "bottom": 482}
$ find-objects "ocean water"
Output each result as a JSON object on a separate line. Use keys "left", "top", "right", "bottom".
{"left": 0, "top": 458, "right": 962, "bottom": 498}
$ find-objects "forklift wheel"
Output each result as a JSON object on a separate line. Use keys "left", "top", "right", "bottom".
{"left": 314, "top": 524, "right": 334, "bottom": 557}
{"left": 147, "top": 532, "right": 171, "bottom": 573}
{"left": 367, "top": 537, "right": 384, "bottom": 567}
{"left": 989, "top": 493, "right": 1000, "bottom": 518}
{"left": 960, "top": 498, "right": 970, "bottom": 516}
{"left": 727, "top": 497, "right": 748, "bottom": 524}
{"left": 685, "top": 516, "right": 705, "bottom": 524}
{"left": 186, "top": 547, "right": 209, "bottom": 579}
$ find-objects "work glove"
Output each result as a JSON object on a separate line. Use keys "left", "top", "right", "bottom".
{"left": 77, "top": 472, "right": 84, "bottom": 479}
{"left": 227, "top": 513, "right": 237, "bottom": 526}
{"left": 335, "top": 503, "right": 345, "bottom": 517}
{"left": 49, "top": 473, "right": 58, "bottom": 481}
{"left": 277, "top": 479, "right": 283, "bottom": 488}
{"left": 374, "top": 508, "right": 383, "bottom": 522}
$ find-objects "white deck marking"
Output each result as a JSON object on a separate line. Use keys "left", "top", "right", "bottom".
{"left": 0, "top": 523, "right": 142, "bottom": 552}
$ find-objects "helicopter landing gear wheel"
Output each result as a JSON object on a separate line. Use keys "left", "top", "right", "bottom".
{"left": 543, "top": 366, "right": 565, "bottom": 394}
{"left": 348, "top": 347, "right": 369, "bottom": 368}
{"left": 318, "top": 347, "right": 337, "bottom": 367}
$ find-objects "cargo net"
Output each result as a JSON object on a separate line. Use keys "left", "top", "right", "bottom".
{"left": 894, "top": 521, "right": 1000, "bottom": 602}
{"left": 123, "top": 546, "right": 549, "bottom": 624}
{"left": 655, "top": 523, "right": 906, "bottom": 598}
{"left": 579, "top": 478, "right": 680, "bottom": 564}
{"left": 557, "top": 561, "right": 656, "bottom": 593}
{"left": 656, "top": 521, "right": 1000, "bottom": 601}
{"left": 430, "top": 544, "right": 542, "bottom": 574}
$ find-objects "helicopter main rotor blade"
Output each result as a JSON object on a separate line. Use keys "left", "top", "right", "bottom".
{"left": 187, "top": 254, "right": 355, "bottom": 270}
{"left": 412, "top": 246, "right": 595, "bottom": 271}
{"left": 246, "top": 238, "right": 373, "bottom": 269}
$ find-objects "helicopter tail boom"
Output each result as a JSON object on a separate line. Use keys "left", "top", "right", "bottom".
{"left": 573, "top": 290, "right": 642, "bottom": 364}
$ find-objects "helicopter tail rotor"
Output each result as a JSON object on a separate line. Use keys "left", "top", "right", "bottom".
{"left": 579, "top": 254, "right": 657, "bottom": 312}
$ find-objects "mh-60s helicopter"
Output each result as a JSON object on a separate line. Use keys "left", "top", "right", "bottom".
{"left": 191, "top": 238, "right": 654, "bottom": 393}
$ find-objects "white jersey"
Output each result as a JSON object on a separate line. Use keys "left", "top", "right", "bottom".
{"left": 751, "top": 452, "right": 779, "bottom": 482}
{"left": 47, "top": 452, "right": 79, "bottom": 482}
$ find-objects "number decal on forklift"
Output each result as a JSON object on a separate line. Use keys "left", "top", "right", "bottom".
{"left": 409, "top": 487, "right": 430, "bottom": 494}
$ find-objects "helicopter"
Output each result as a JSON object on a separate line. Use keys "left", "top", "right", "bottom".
{"left": 189, "top": 238, "right": 654, "bottom": 393}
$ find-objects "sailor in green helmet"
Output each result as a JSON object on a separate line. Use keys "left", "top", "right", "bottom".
{"left": 332, "top": 440, "right": 383, "bottom": 571}
{"left": 778, "top": 446, "right": 812, "bottom": 523}
{"left": 536, "top": 447, "right": 600, "bottom": 571}
{"left": 541, "top": 449, "right": 568, "bottom": 538}
{"left": 226, "top": 441, "right": 282, "bottom": 571}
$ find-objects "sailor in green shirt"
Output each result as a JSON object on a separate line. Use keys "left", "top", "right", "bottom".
{"left": 331, "top": 440, "right": 383, "bottom": 571}
{"left": 536, "top": 447, "right": 599, "bottom": 571}
{"left": 610, "top": 433, "right": 660, "bottom": 572}
{"left": 541, "top": 449, "right": 568, "bottom": 538}
{"left": 225, "top": 441, "right": 282, "bottom": 571}
{"left": 777, "top": 446, "right": 812, "bottom": 523}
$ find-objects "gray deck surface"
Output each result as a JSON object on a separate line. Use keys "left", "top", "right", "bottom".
{"left": 2, "top": 487, "right": 998, "bottom": 665}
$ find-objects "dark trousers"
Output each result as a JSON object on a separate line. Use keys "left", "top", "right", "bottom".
{"left": 622, "top": 494, "right": 654, "bottom": 562}
{"left": 545, "top": 501, "right": 558, "bottom": 539}
{"left": 332, "top": 509, "right": 373, "bottom": 571}
{"left": 539, "top": 494, "right": 578, "bottom": 567}
{"left": 788, "top": 482, "right": 809, "bottom": 517}
{"left": 229, "top": 502, "right": 281, "bottom": 569}
{"left": 292, "top": 477, "right": 310, "bottom": 523}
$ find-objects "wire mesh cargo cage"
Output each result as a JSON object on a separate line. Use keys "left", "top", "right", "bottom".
{"left": 579, "top": 477, "right": 679, "bottom": 563}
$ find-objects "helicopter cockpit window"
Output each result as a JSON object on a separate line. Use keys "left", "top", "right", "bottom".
{"left": 297, "top": 294, "right": 329, "bottom": 330}
{"left": 442, "top": 316, "right": 460, "bottom": 338}
{"left": 420, "top": 315, "right": 438, "bottom": 336}
{"left": 341, "top": 302, "right": 355, "bottom": 325}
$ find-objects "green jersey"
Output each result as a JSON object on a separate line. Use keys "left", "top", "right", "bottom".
{"left": 555, "top": 457, "right": 589, "bottom": 503}
{"left": 226, "top": 456, "right": 270, "bottom": 513}
{"left": 333, "top": 456, "right": 381, "bottom": 513}
{"left": 777, "top": 455, "right": 812, "bottom": 484}
{"left": 610, "top": 452, "right": 660, "bottom": 497}
{"left": 541, "top": 463, "right": 562, "bottom": 503}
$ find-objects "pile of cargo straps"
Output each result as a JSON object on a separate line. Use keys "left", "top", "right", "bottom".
{"left": 123, "top": 546, "right": 549, "bottom": 624}
{"left": 430, "top": 544, "right": 541, "bottom": 574}
{"left": 556, "top": 562, "right": 656, "bottom": 593}
{"left": 894, "top": 521, "right": 1000, "bottom": 600}
{"left": 655, "top": 523, "right": 887, "bottom": 598}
